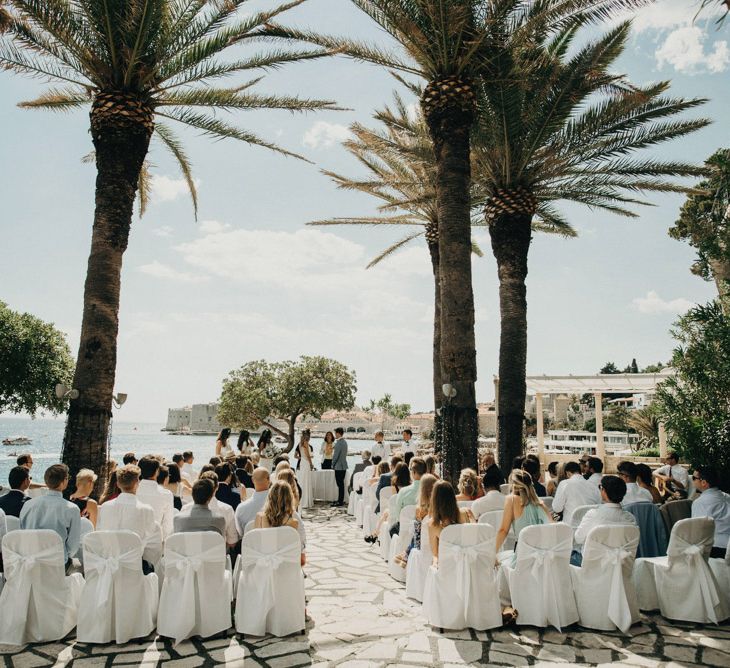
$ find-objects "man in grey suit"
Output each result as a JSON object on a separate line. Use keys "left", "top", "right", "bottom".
{"left": 173, "top": 477, "right": 226, "bottom": 537}
{"left": 331, "top": 427, "right": 348, "bottom": 507}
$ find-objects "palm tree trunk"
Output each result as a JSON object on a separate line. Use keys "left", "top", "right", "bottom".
{"left": 489, "top": 213, "right": 532, "bottom": 471}
{"left": 62, "top": 98, "right": 152, "bottom": 494}
{"left": 424, "top": 99, "right": 479, "bottom": 483}
{"left": 428, "top": 240, "right": 444, "bottom": 454}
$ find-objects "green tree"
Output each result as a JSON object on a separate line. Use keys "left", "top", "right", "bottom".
{"left": 0, "top": 0, "right": 337, "bottom": 482}
{"left": 655, "top": 301, "right": 730, "bottom": 490}
{"left": 369, "top": 393, "right": 412, "bottom": 429}
{"left": 217, "top": 357, "right": 357, "bottom": 451}
{"left": 0, "top": 301, "right": 74, "bottom": 415}
{"left": 600, "top": 362, "right": 621, "bottom": 375}
{"left": 472, "top": 16, "right": 708, "bottom": 469}
{"left": 627, "top": 405, "right": 660, "bottom": 451}
{"left": 669, "top": 149, "right": 730, "bottom": 312}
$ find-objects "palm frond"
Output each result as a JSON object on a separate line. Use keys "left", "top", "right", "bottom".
{"left": 18, "top": 86, "right": 91, "bottom": 111}
{"left": 137, "top": 159, "right": 153, "bottom": 216}
{"left": 366, "top": 230, "right": 425, "bottom": 269}
{"left": 153, "top": 121, "right": 198, "bottom": 217}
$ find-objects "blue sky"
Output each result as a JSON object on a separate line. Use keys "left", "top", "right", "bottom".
{"left": 1, "top": 0, "right": 728, "bottom": 423}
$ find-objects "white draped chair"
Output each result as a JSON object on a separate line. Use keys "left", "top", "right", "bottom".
{"left": 388, "top": 505, "right": 417, "bottom": 583}
{"left": 361, "top": 483, "right": 379, "bottom": 537}
{"left": 353, "top": 473, "right": 366, "bottom": 526}
{"left": 74, "top": 517, "right": 95, "bottom": 567}
{"left": 539, "top": 497, "right": 553, "bottom": 512}
{"left": 457, "top": 500, "right": 473, "bottom": 509}
{"left": 379, "top": 493, "right": 399, "bottom": 561}
{"left": 500, "top": 484, "right": 511, "bottom": 495}
{"left": 158, "top": 532, "right": 232, "bottom": 645}
{"left": 405, "top": 517, "right": 432, "bottom": 602}
{"left": 570, "top": 525, "right": 640, "bottom": 633}
{"left": 235, "top": 527, "right": 304, "bottom": 637}
{"left": 500, "top": 523, "right": 578, "bottom": 630}
{"left": 570, "top": 504, "right": 599, "bottom": 529}
{"left": 5, "top": 516, "right": 20, "bottom": 533}
{"left": 633, "top": 517, "right": 728, "bottom": 623}
{"left": 478, "top": 510, "right": 515, "bottom": 552}
{"left": 422, "top": 523, "right": 502, "bottom": 631}
{"left": 0, "top": 530, "right": 84, "bottom": 645}
{"left": 709, "top": 538, "right": 730, "bottom": 606}
{"left": 77, "top": 530, "right": 158, "bottom": 644}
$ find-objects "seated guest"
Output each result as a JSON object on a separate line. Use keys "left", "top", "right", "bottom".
{"left": 209, "top": 456, "right": 222, "bottom": 467}
{"left": 100, "top": 468, "right": 122, "bottom": 504}
{"left": 235, "top": 455, "right": 255, "bottom": 490}
{"left": 585, "top": 457, "right": 603, "bottom": 486}
{"left": 20, "top": 464, "right": 80, "bottom": 569}
{"left": 429, "top": 480, "right": 473, "bottom": 564}
{"left": 272, "top": 454, "right": 291, "bottom": 471}
{"left": 573, "top": 475, "right": 637, "bottom": 564}
{"left": 552, "top": 461, "right": 601, "bottom": 524}
{"left": 199, "top": 472, "right": 240, "bottom": 550}
{"left": 394, "top": 473, "right": 438, "bottom": 566}
{"left": 163, "top": 463, "right": 184, "bottom": 510}
{"left": 456, "top": 468, "right": 480, "bottom": 502}
{"left": 349, "top": 450, "right": 373, "bottom": 493}
{"left": 255, "top": 480, "right": 305, "bottom": 565}
{"left": 98, "top": 464, "right": 161, "bottom": 568}
{"left": 522, "top": 458, "right": 547, "bottom": 497}
{"left": 396, "top": 457, "right": 425, "bottom": 516}
{"left": 579, "top": 454, "right": 591, "bottom": 477}
{"left": 546, "top": 461, "right": 565, "bottom": 498}
{"left": 496, "top": 470, "right": 552, "bottom": 557}
{"left": 267, "top": 468, "right": 307, "bottom": 550}
{"left": 369, "top": 461, "right": 390, "bottom": 486}
{"left": 70, "top": 468, "right": 99, "bottom": 527}
{"left": 653, "top": 452, "right": 689, "bottom": 500}
{"left": 691, "top": 466, "right": 730, "bottom": 558}
{"left": 617, "top": 461, "right": 653, "bottom": 505}
{"left": 365, "top": 461, "right": 411, "bottom": 543}
{"left": 636, "top": 463, "right": 662, "bottom": 504}
{"left": 137, "top": 455, "right": 174, "bottom": 539}
{"left": 471, "top": 468, "right": 506, "bottom": 517}
{"left": 181, "top": 450, "right": 198, "bottom": 483}
{"left": 0, "top": 466, "right": 31, "bottom": 517}
{"left": 173, "top": 453, "right": 194, "bottom": 498}
{"left": 16, "top": 453, "right": 45, "bottom": 490}
{"left": 174, "top": 478, "right": 226, "bottom": 537}
{"left": 424, "top": 455, "right": 438, "bottom": 477}
{"left": 235, "top": 468, "right": 270, "bottom": 535}
{"left": 122, "top": 452, "right": 137, "bottom": 466}
{"left": 481, "top": 450, "right": 505, "bottom": 485}
{"left": 215, "top": 463, "right": 241, "bottom": 510}
{"left": 375, "top": 455, "right": 403, "bottom": 513}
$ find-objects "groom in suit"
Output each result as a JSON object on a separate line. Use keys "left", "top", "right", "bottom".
{"left": 331, "top": 427, "right": 348, "bottom": 507}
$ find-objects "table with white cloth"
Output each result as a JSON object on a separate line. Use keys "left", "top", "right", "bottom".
{"left": 311, "top": 470, "right": 351, "bottom": 502}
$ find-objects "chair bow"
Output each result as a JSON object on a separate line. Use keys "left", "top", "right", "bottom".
{"left": 591, "top": 545, "right": 634, "bottom": 633}
{"left": 439, "top": 540, "right": 493, "bottom": 619}
{"left": 84, "top": 546, "right": 141, "bottom": 609}
{"left": 669, "top": 533, "right": 720, "bottom": 623}
{"left": 240, "top": 541, "right": 301, "bottom": 621}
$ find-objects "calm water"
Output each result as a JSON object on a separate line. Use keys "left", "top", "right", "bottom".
{"left": 0, "top": 417, "right": 375, "bottom": 485}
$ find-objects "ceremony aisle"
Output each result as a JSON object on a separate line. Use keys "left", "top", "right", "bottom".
{"left": 1, "top": 506, "right": 729, "bottom": 667}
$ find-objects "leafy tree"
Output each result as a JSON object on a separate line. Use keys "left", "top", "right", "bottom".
{"left": 0, "top": 301, "right": 74, "bottom": 415}
{"left": 600, "top": 362, "right": 621, "bottom": 375}
{"left": 669, "top": 149, "right": 730, "bottom": 312}
{"left": 472, "top": 16, "right": 708, "bottom": 471}
{"left": 0, "top": 0, "right": 337, "bottom": 482}
{"left": 217, "top": 357, "right": 357, "bottom": 451}
{"left": 604, "top": 405, "right": 631, "bottom": 431}
{"left": 643, "top": 362, "right": 666, "bottom": 373}
{"left": 655, "top": 301, "right": 730, "bottom": 490}
{"left": 627, "top": 405, "right": 659, "bottom": 451}
{"left": 368, "top": 393, "right": 412, "bottom": 429}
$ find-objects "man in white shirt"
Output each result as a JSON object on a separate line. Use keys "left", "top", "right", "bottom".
{"left": 471, "top": 468, "right": 506, "bottom": 518}
{"left": 585, "top": 457, "right": 603, "bottom": 486}
{"left": 552, "top": 461, "right": 601, "bottom": 525}
{"left": 180, "top": 451, "right": 198, "bottom": 502}
{"left": 200, "top": 471, "right": 239, "bottom": 549}
{"left": 97, "top": 464, "right": 161, "bottom": 568}
{"left": 573, "top": 475, "right": 637, "bottom": 564}
{"left": 691, "top": 466, "right": 730, "bottom": 558}
{"left": 401, "top": 429, "right": 418, "bottom": 460}
{"left": 617, "top": 461, "right": 653, "bottom": 506}
{"left": 653, "top": 452, "right": 689, "bottom": 496}
{"left": 136, "top": 456, "right": 175, "bottom": 539}
{"left": 371, "top": 432, "right": 391, "bottom": 461}
{"left": 235, "top": 468, "right": 270, "bottom": 535}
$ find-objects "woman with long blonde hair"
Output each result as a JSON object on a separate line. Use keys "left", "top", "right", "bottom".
{"left": 254, "top": 480, "right": 305, "bottom": 566}
{"left": 456, "top": 468, "right": 480, "bottom": 501}
{"left": 495, "top": 469, "right": 552, "bottom": 555}
{"left": 276, "top": 468, "right": 301, "bottom": 511}
{"left": 294, "top": 429, "right": 313, "bottom": 509}
{"left": 394, "top": 473, "right": 438, "bottom": 566}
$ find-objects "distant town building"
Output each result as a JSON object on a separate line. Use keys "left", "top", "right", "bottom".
{"left": 165, "top": 404, "right": 221, "bottom": 434}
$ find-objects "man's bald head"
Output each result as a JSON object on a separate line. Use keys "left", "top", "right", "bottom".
{"left": 252, "top": 467, "right": 270, "bottom": 491}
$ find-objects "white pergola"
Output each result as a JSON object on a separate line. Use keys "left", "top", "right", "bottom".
{"left": 508, "top": 371, "right": 675, "bottom": 460}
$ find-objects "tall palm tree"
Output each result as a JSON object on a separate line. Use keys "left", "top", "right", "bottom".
{"left": 471, "top": 16, "right": 710, "bottom": 468}
{"left": 0, "top": 0, "right": 337, "bottom": 487}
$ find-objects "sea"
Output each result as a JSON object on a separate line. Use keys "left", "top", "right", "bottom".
{"left": 0, "top": 417, "right": 376, "bottom": 485}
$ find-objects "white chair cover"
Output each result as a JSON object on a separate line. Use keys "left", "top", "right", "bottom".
{"left": 158, "top": 532, "right": 232, "bottom": 645}
{"left": 379, "top": 494, "right": 399, "bottom": 561}
{"left": 235, "top": 527, "right": 304, "bottom": 636}
{"left": 388, "top": 505, "right": 416, "bottom": 583}
{"left": 709, "top": 537, "right": 730, "bottom": 609}
{"left": 500, "top": 484, "right": 511, "bottom": 495}
{"left": 501, "top": 523, "right": 578, "bottom": 630}
{"left": 539, "top": 496, "right": 553, "bottom": 512}
{"left": 478, "top": 509, "right": 516, "bottom": 551}
{"left": 422, "top": 524, "right": 501, "bottom": 630}
{"left": 570, "top": 525, "right": 640, "bottom": 633}
{"left": 457, "top": 500, "right": 473, "bottom": 509}
{"left": 633, "top": 517, "right": 727, "bottom": 623}
{"left": 405, "top": 517, "right": 432, "bottom": 602}
{"left": 570, "top": 504, "right": 599, "bottom": 529}
{"left": 75, "top": 517, "right": 95, "bottom": 565}
{"left": 353, "top": 473, "right": 366, "bottom": 526}
{"left": 0, "top": 530, "right": 84, "bottom": 645}
{"left": 362, "top": 483, "right": 379, "bottom": 537}
{"left": 77, "top": 530, "right": 158, "bottom": 643}
{"left": 5, "top": 516, "right": 20, "bottom": 533}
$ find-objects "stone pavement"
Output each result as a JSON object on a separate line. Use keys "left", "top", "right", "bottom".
{"left": 1, "top": 505, "right": 729, "bottom": 667}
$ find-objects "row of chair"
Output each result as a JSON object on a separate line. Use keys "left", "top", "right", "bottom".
{"left": 0, "top": 526, "right": 304, "bottom": 646}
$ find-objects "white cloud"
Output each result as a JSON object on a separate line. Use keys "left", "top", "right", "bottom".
{"left": 302, "top": 121, "right": 352, "bottom": 149}
{"left": 149, "top": 175, "right": 194, "bottom": 202}
{"left": 153, "top": 225, "right": 174, "bottom": 238}
{"left": 632, "top": 290, "right": 694, "bottom": 314}
{"left": 631, "top": 0, "right": 706, "bottom": 32}
{"left": 198, "top": 220, "right": 231, "bottom": 235}
{"left": 137, "top": 260, "right": 209, "bottom": 283}
{"left": 656, "top": 25, "right": 730, "bottom": 73}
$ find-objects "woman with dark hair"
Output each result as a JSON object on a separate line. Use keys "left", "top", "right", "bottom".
{"left": 235, "top": 455, "right": 255, "bottom": 490}
{"left": 429, "top": 480, "right": 472, "bottom": 563}
{"left": 216, "top": 428, "right": 233, "bottom": 458}
{"left": 320, "top": 431, "right": 335, "bottom": 469}
{"left": 364, "top": 462, "right": 412, "bottom": 544}
{"left": 236, "top": 429, "right": 254, "bottom": 455}
{"left": 100, "top": 468, "right": 121, "bottom": 504}
{"left": 636, "top": 463, "right": 662, "bottom": 504}
{"left": 258, "top": 429, "right": 277, "bottom": 470}
{"left": 163, "top": 463, "right": 184, "bottom": 510}
{"left": 294, "top": 430, "right": 314, "bottom": 509}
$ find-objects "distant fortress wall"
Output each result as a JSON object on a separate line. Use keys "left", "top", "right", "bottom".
{"left": 165, "top": 403, "right": 221, "bottom": 434}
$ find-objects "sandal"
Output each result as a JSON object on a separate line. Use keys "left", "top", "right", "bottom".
{"left": 501, "top": 607, "right": 518, "bottom": 626}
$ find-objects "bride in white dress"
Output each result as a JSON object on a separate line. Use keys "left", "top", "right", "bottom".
{"left": 295, "top": 429, "right": 314, "bottom": 509}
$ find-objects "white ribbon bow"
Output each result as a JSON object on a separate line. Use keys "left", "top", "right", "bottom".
{"left": 669, "top": 534, "right": 719, "bottom": 623}
{"left": 517, "top": 538, "right": 573, "bottom": 631}
{"left": 439, "top": 539, "right": 493, "bottom": 619}
{"left": 239, "top": 541, "right": 301, "bottom": 620}
{"left": 591, "top": 545, "right": 634, "bottom": 633}
{"left": 84, "top": 546, "right": 142, "bottom": 609}
{"left": 164, "top": 544, "right": 226, "bottom": 645}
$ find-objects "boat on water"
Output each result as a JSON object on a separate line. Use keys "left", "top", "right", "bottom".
{"left": 2, "top": 436, "right": 32, "bottom": 446}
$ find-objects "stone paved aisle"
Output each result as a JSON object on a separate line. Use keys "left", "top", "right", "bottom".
{"left": 1, "top": 505, "right": 729, "bottom": 667}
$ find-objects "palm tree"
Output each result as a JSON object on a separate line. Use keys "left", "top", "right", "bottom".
{"left": 471, "top": 16, "right": 710, "bottom": 468}
{"left": 0, "top": 0, "right": 338, "bottom": 488}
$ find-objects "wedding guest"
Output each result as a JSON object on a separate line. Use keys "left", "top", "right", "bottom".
{"left": 122, "top": 452, "right": 137, "bottom": 466}
{"left": 331, "top": 428, "right": 348, "bottom": 507}
{"left": 199, "top": 472, "right": 240, "bottom": 549}
{"left": 496, "top": 470, "right": 552, "bottom": 556}
{"left": 481, "top": 450, "right": 505, "bottom": 485}
{"left": 215, "top": 463, "right": 241, "bottom": 509}
{"left": 365, "top": 461, "right": 411, "bottom": 544}
{"left": 429, "top": 480, "right": 472, "bottom": 564}
{"left": 617, "top": 461, "right": 653, "bottom": 505}
{"left": 579, "top": 454, "right": 591, "bottom": 476}
{"left": 180, "top": 451, "right": 198, "bottom": 503}
{"left": 547, "top": 461, "right": 567, "bottom": 498}
{"left": 401, "top": 429, "right": 418, "bottom": 461}
{"left": 372, "top": 431, "right": 391, "bottom": 460}
{"left": 394, "top": 473, "right": 437, "bottom": 567}
{"left": 137, "top": 455, "right": 174, "bottom": 539}
{"left": 209, "top": 456, "right": 223, "bottom": 467}
{"left": 17, "top": 453, "right": 44, "bottom": 489}
{"left": 545, "top": 461, "right": 560, "bottom": 496}
{"left": 174, "top": 478, "right": 226, "bottom": 537}
{"left": 456, "top": 468, "right": 480, "bottom": 502}
{"left": 424, "top": 455, "right": 438, "bottom": 477}
{"left": 294, "top": 429, "right": 314, "bottom": 509}
{"left": 471, "top": 468, "right": 506, "bottom": 517}
{"left": 100, "top": 468, "right": 122, "bottom": 504}
{"left": 522, "top": 458, "right": 547, "bottom": 497}
{"left": 552, "top": 461, "right": 601, "bottom": 524}
{"left": 0, "top": 466, "right": 31, "bottom": 517}
{"left": 258, "top": 429, "right": 278, "bottom": 470}
{"left": 654, "top": 452, "right": 689, "bottom": 499}
{"left": 236, "top": 430, "right": 254, "bottom": 455}
{"left": 585, "top": 457, "right": 604, "bottom": 486}
{"left": 70, "top": 468, "right": 99, "bottom": 527}
{"left": 636, "top": 463, "right": 663, "bottom": 504}
{"left": 235, "top": 455, "right": 255, "bottom": 490}
{"left": 20, "top": 464, "right": 80, "bottom": 569}
{"left": 369, "top": 461, "right": 390, "bottom": 486}
{"left": 172, "top": 453, "right": 194, "bottom": 499}
{"left": 320, "top": 431, "right": 335, "bottom": 470}
{"left": 277, "top": 468, "right": 301, "bottom": 511}
{"left": 255, "top": 480, "right": 305, "bottom": 565}
{"left": 375, "top": 455, "right": 403, "bottom": 512}
{"left": 163, "top": 463, "right": 184, "bottom": 510}
{"left": 691, "top": 466, "right": 730, "bottom": 558}
{"left": 349, "top": 450, "right": 372, "bottom": 494}
{"left": 235, "top": 468, "right": 270, "bottom": 535}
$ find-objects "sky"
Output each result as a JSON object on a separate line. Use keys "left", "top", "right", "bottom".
{"left": 1, "top": 0, "right": 728, "bottom": 423}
